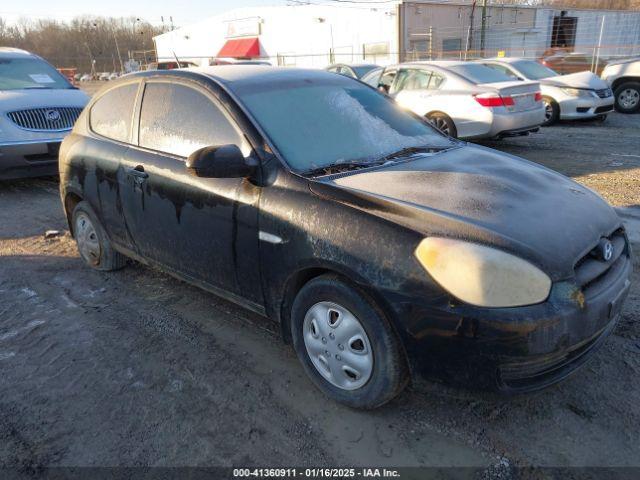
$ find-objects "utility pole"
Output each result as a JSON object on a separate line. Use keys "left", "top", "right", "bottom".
{"left": 480, "top": 0, "right": 487, "bottom": 56}
{"left": 467, "top": 0, "right": 476, "bottom": 58}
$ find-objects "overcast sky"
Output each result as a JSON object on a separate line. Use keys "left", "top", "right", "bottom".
{"left": 1, "top": 0, "right": 292, "bottom": 26}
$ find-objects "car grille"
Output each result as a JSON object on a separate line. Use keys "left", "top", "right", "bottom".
{"left": 574, "top": 228, "right": 629, "bottom": 298}
{"left": 595, "top": 88, "right": 612, "bottom": 98}
{"left": 6, "top": 107, "right": 83, "bottom": 131}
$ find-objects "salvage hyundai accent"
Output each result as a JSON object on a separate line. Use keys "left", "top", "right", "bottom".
{"left": 59, "top": 67, "right": 632, "bottom": 408}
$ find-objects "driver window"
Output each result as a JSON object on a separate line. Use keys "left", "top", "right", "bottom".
{"left": 139, "top": 82, "right": 244, "bottom": 158}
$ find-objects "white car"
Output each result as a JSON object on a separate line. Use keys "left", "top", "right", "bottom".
{"left": 479, "top": 58, "right": 614, "bottom": 125}
{"left": 79, "top": 74, "right": 92, "bottom": 82}
{"left": 98, "top": 72, "right": 110, "bottom": 81}
{"left": 0, "top": 48, "right": 89, "bottom": 179}
{"left": 601, "top": 57, "right": 640, "bottom": 114}
{"left": 363, "top": 61, "right": 544, "bottom": 140}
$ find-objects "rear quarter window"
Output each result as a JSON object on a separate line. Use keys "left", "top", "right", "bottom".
{"left": 90, "top": 83, "right": 139, "bottom": 142}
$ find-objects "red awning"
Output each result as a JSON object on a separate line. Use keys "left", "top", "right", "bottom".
{"left": 217, "top": 37, "right": 261, "bottom": 58}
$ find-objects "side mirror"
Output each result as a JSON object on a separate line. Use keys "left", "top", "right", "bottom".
{"left": 378, "top": 84, "right": 390, "bottom": 94}
{"left": 186, "top": 144, "right": 255, "bottom": 178}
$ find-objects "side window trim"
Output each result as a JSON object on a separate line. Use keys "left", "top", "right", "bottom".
{"left": 88, "top": 79, "right": 142, "bottom": 145}
{"left": 134, "top": 78, "right": 248, "bottom": 159}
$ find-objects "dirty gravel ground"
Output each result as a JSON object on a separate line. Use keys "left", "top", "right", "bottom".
{"left": 1, "top": 111, "right": 639, "bottom": 477}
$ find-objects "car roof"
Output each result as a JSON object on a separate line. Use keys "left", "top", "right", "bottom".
{"left": 404, "top": 60, "right": 469, "bottom": 67}
{"left": 128, "top": 66, "right": 350, "bottom": 88}
{"left": 0, "top": 47, "right": 36, "bottom": 59}
{"left": 479, "top": 57, "right": 533, "bottom": 64}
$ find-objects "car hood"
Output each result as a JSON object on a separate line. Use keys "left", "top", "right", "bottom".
{"left": 540, "top": 71, "right": 608, "bottom": 89}
{"left": 0, "top": 88, "right": 89, "bottom": 112}
{"left": 309, "top": 144, "right": 621, "bottom": 280}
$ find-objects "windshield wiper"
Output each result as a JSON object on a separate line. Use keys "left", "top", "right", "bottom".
{"left": 304, "top": 160, "right": 387, "bottom": 177}
{"left": 22, "top": 86, "right": 53, "bottom": 89}
{"left": 379, "top": 145, "right": 451, "bottom": 162}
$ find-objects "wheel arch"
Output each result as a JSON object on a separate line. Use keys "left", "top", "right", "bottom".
{"left": 611, "top": 76, "right": 640, "bottom": 91}
{"left": 64, "top": 190, "right": 84, "bottom": 237}
{"left": 424, "top": 110, "right": 458, "bottom": 137}
{"left": 277, "top": 262, "right": 412, "bottom": 380}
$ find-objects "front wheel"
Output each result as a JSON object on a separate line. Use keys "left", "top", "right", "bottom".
{"left": 614, "top": 82, "right": 640, "bottom": 113}
{"left": 290, "top": 275, "right": 409, "bottom": 409}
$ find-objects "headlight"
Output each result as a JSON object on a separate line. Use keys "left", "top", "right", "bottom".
{"left": 560, "top": 87, "right": 595, "bottom": 98}
{"left": 414, "top": 238, "right": 551, "bottom": 308}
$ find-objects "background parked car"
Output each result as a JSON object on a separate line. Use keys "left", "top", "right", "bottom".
{"left": 147, "top": 60, "right": 199, "bottom": 70}
{"left": 79, "top": 73, "right": 92, "bottom": 82}
{"left": 541, "top": 51, "right": 609, "bottom": 76}
{"left": 479, "top": 58, "right": 613, "bottom": 125}
{"left": 325, "top": 63, "right": 379, "bottom": 79}
{"left": 0, "top": 47, "right": 89, "bottom": 179}
{"left": 368, "top": 61, "right": 544, "bottom": 140}
{"left": 601, "top": 56, "right": 640, "bottom": 113}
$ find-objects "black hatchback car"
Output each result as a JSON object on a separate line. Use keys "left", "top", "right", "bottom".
{"left": 59, "top": 67, "right": 632, "bottom": 408}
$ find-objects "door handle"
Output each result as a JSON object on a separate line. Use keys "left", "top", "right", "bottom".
{"left": 128, "top": 165, "right": 149, "bottom": 180}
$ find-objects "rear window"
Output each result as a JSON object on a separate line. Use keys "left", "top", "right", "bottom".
{"left": 0, "top": 57, "right": 72, "bottom": 90}
{"left": 447, "top": 64, "right": 512, "bottom": 84}
{"left": 90, "top": 83, "right": 139, "bottom": 142}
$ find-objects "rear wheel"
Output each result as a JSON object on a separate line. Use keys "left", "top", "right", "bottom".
{"left": 290, "top": 275, "right": 409, "bottom": 409}
{"left": 614, "top": 82, "right": 640, "bottom": 113}
{"left": 542, "top": 96, "right": 559, "bottom": 126}
{"left": 426, "top": 112, "right": 457, "bottom": 138}
{"left": 72, "top": 201, "right": 127, "bottom": 271}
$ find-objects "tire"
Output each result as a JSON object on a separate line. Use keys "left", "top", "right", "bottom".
{"left": 542, "top": 96, "right": 559, "bottom": 126}
{"left": 72, "top": 201, "right": 127, "bottom": 271}
{"left": 290, "top": 274, "right": 409, "bottom": 409}
{"left": 426, "top": 112, "right": 457, "bottom": 138}
{"left": 614, "top": 82, "right": 640, "bottom": 113}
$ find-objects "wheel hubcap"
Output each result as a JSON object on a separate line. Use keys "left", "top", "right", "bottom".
{"left": 619, "top": 89, "right": 639, "bottom": 109}
{"left": 429, "top": 117, "right": 450, "bottom": 135}
{"left": 302, "top": 301, "right": 373, "bottom": 390}
{"left": 75, "top": 212, "right": 101, "bottom": 266}
{"left": 544, "top": 100, "right": 553, "bottom": 121}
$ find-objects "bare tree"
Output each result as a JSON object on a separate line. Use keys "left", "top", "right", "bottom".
{"left": 0, "top": 16, "right": 167, "bottom": 72}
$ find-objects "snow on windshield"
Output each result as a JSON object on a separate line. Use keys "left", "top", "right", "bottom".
{"left": 238, "top": 81, "right": 452, "bottom": 171}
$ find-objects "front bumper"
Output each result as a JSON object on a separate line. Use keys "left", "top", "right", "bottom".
{"left": 0, "top": 137, "right": 65, "bottom": 180}
{"left": 558, "top": 95, "right": 615, "bottom": 119}
{"left": 381, "top": 242, "right": 632, "bottom": 393}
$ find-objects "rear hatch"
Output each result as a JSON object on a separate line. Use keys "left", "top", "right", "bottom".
{"left": 479, "top": 80, "right": 541, "bottom": 112}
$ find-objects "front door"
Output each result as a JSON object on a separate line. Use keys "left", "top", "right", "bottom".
{"left": 118, "top": 79, "right": 263, "bottom": 305}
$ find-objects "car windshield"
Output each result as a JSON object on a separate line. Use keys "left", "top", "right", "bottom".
{"left": 447, "top": 63, "right": 512, "bottom": 84}
{"left": 0, "top": 57, "right": 72, "bottom": 90}
{"left": 235, "top": 76, "right": 453, "bottom": 172}
{"left": 511, "top": 60, "right": 558, "bottom": 80}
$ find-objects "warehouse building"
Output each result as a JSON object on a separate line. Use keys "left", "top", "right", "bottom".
{"left": 153, "top": 1, "right": 640, "bottom": 67}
